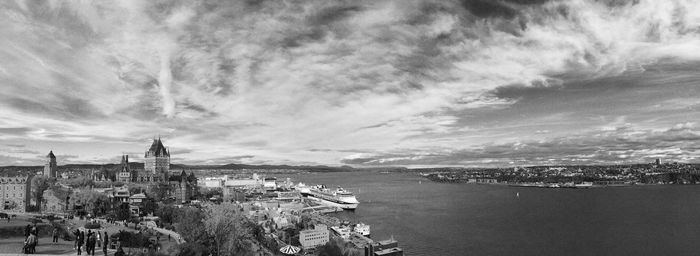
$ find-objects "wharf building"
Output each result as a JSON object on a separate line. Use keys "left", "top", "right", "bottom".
{"left": 299, "top": 224, "right": 330, "bottom": 250}
{"left": 1, "top": 175, "right": 32, "bottom": 212}
{"left": 365, "top": 238, "right": 404, "bottom": 256}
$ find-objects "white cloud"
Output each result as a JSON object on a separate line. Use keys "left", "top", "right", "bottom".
{"left": 1, "top": 0, "right": 700, "bottom": 165}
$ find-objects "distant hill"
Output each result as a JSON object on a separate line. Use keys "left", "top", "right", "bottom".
{"left": 0, "top": 162, "right": 414, "bottom": 177}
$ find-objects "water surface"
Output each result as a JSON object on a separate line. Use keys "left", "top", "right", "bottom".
{"left": 283, "top": 171, "right": 700, "bottom": 255}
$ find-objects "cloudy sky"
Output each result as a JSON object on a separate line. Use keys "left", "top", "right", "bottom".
{"left": 1, "top": 0, "right": 700, "bottom": 167}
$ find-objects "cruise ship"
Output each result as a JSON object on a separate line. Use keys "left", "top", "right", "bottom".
{"left": 296, "top": 183, "right": 359, "bottom": 210}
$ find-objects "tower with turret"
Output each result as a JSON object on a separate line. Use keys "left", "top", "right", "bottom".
{"left": 117, "top": 154, "right": 132, "bottom": 183}
{"left": 145, "top": 138, "right": 170, "bottom": 181}
{"left": 43, "top": 151, "right": 57, "bottom": 178}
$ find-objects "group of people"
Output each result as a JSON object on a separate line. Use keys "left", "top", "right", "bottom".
{"left": 72, "top": 229, "right": 109, "bottom": 256}
{"left": 22, "top": 224, "right": 38, "bottom": 254}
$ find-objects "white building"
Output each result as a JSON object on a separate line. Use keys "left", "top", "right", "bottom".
{"left": 263, "top": 177, "right": 277, "bottom": 191}
{"left": 299, "top": 224, "right": 329, "bottom": 249}
{"left": 202, "top": 177, "right": 224, "bottom": 188}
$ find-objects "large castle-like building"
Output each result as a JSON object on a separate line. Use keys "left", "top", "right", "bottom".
{"left": 116, "top": 138, "right": 172, "bottom": 183}
{"left": 145, "top": 138, "right": 170, "bottom": 181}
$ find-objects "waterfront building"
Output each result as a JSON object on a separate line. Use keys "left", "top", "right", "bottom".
{"left": 44, "top": 151, "right": 57, "bottom": 178}
{"left": 299, "top": 224, "right": 330, "bottom": 250}
{"left": 0, "top": 175, "right": 32, "bottom": 212}
{"left": 144, "top": 138, "right": 170, "bottom": 182}
{"left": 366, "top": 238, "right": 404, "bottom": 256}
{"left": 331, "top": 226, "right": 352, "bottom": 240}
{"left": 222, "top": 175, "right": 263, "bottom": 201}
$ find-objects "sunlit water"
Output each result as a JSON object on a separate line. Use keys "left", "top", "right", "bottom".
{"left": 282, "top": 171, "right": 700, "bottom": 255}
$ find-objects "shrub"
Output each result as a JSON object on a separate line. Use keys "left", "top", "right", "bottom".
{"left": 84, "top": 222, "right": 101, "bottom": 229}
{"left": 50, "top": 221, "right": 74, "bottom": 241}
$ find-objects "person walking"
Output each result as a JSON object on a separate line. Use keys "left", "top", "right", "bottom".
{"left": 76, "top": 231, "right": 84, "bottom": 255}
{"left": 52, "top": 228, "right": 59, "bottom": 243}
{"left": 102, "top": 231, "right": 109, "bottom": 256}
{"left": 25, "top": 231, "right": 37, "bottom": 254}
{"left": 96, "top": 231, "right": 101, "bottom": 249}
{"left": 24, "top": 224, "right": 31, "bottom": 239}
{"left": 91, "top": 232, "right": 97, "bottom": 256}
{"left": 73, "top": 229, "right": 80, "bottom": 251}
{"left": 87, "top": 231, "right": 97, "bottom": 256}
{"left": 31, "top": 226, "right": 38, "bottom": 250}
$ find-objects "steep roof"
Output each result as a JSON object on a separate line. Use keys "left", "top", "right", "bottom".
{"left": 47, "top": 150, "right": 56, "bottom": 158}
{"left": 147, "top": 138, "right": 170, "bottom": 157}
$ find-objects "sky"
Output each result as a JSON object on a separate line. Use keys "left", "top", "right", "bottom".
{"left": 1, "top": 0, "right": 700, "bottom": 167}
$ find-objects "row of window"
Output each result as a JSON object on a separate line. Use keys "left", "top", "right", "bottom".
{"left": 0, "top": 186, "right": 23, "bottom": 190}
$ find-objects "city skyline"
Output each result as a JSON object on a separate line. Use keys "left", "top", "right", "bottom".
{"left": 1, "top": 0, "right": 700, "bottom": 167}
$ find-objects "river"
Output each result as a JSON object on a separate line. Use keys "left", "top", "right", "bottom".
{"left": 282, "top": 171, "right": 700, "bottom": 255}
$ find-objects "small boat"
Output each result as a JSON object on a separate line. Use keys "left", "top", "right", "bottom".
{"left": 516, "top": 192, "right": 519, "bottom": 198}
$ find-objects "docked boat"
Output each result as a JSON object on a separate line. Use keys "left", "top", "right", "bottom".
{"left": 297, "top": 184, "right": 359, "bottom": 210}
{"left": 354, "top": 223, "right": 371, "bottom": 237}
{"left": 575, "top": 182, "right": 593, "bottom": 188}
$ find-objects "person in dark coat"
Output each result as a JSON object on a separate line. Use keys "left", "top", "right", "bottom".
{"left": 52, "top": 228, "right": 59, "bottom": 243}
{"left": 73, "top": 229, "right": 81, "bottom": 250}
{"left": 102, "top": 232, "right": 109, "bottom": 256}
{"left": 24, "top": 224, "right": 31, "bottom": 239}
{"left": 88, "top": 231, "right": 97, "bottom": 256}
{"left": 76, "top": 231, "right": 84, "bottom": 255}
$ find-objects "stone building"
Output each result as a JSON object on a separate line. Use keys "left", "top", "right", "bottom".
{"left": 169, "top": 170, "right": 197, "bottom": 203}
{"left": 44, "top": 151, "right": 57, "bottom": 178}
{"left": 42, "top": 189, "right": 66, "bottom": 214}
{"left": 117, "top": 155, "right": 132, "bottom": 183}
{"left": 144, "top": 138, "right": 170, "bottom": 182}
{"left": 0, "top": 175, "right": 32, "bottom": 212}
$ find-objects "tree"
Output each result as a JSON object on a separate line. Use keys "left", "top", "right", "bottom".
{"left": 148, "top": 182, "right": 171, "bottom": 200}
{"left": 203, "top": 203, "right": 253, "bottom": 256}
{"left": 199, "top": 187, "right": 223, "bottom": 200}
{"left": 63, "top": 176, "right": 94, "bottom": 188}
{"left": 116, "top": 203, "right": 131, "bottom": 221}
{"left": 31, "top": 176, "right": 54, "bottom": 211}
{"left": 70, "top": 190, "right": 108, "bottom": 216}
{"left": 155, "top": 204, "right": 178, "bottom": 226}
{"left": 175, "top": 207, "right": 207, "bottom": 245}
{"left": 142, "top": 198, "right": 158, "bottom": 216}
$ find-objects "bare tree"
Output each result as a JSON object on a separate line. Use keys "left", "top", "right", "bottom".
{"left": 203, "top": 202, "right": 250, "bottom": 256}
